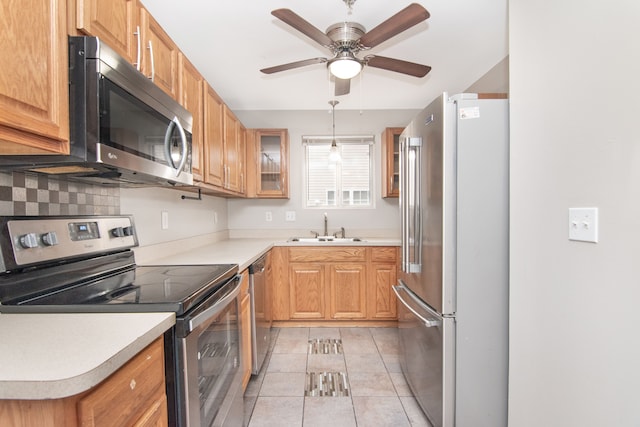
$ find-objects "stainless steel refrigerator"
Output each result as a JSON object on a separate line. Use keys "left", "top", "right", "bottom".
{"left": 394, "top": 92, "right": 509, "bottom": 427}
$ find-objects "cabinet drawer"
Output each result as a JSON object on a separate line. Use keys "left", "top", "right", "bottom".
{"left": 371, "top": 247, "right": 397, "bottom": 262}
{"left": 288, "top": 247, "right": 366, "bottom": 262}
{"left": 77, "top": 338, "right": 166, "bottom": 427}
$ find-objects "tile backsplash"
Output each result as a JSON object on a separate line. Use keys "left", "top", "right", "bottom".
{"left": 0, "top": 171, "right": 120, "bottom": 216}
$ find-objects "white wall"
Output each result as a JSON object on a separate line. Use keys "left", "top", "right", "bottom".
{"left": 509, "top": 1, "right": 640, "bottom": 426}
{"left": 120, "top": 187, "right": 228, "bottom": 246}
{"left": 229, "top": 109, "right": 418, "bottom": 238}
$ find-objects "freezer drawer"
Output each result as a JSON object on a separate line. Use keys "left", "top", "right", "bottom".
{"left": 394, "top": 282, "right": 455, "bottom": 427}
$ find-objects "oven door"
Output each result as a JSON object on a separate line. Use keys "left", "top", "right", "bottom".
{"left": 175, "top": 276, "right": 243, "bottom": 427}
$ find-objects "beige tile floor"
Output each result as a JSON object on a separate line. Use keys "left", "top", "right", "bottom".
{"left": 243, "top": 326, "right": 432, "bottom": 426}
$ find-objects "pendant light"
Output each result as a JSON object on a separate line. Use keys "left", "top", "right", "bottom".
{"left": 329, "top": 100, "right": 341, "bottom": 162}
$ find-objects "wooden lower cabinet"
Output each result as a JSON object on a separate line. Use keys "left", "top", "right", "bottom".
{"left": 239, "top": 269, "right": 252, "bottom": 390}
{"left": 0, "top": 337, "right": 168, "bottom": 427}
{"left": 368, "top": 263, "right": 398, "bottom": 319}
{"left": 273, "top": 246, "right": 398, "bottom": 322}
{"left": 329, "top": 263, "right": 367, "bottom": 319}
{"left": 289, "top": 262, "right": 325, "bottom": 319}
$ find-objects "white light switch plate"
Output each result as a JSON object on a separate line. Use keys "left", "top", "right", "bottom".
{"left": 285, "top": 211, "right": 296, "bottom": 221}
{"left": 569, "top": 207, "right": 598, "bottom": 243}
{"left": 161, "top": 211, "right": 169, "bottom": 230}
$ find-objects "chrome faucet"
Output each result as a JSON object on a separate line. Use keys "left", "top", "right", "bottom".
{"left": 323, "top": 212, "right": 328, "bottom": 237}
{"left": 334, "top": 227, "right": 345, "bottom": 238}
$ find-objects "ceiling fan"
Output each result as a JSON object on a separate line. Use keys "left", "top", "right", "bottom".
{"left": 260, "top": 1, "right": 432, "bottom": 96}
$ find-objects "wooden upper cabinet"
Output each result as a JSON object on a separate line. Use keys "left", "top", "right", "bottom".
{"left": 223, "top": 106, "right": 241, "bottom": 193}
{"left": 381, "top": 127, "right": 404, "bottom": 198}
{"left": 0, "top": 0, "right": 69, "bottom": 155}
{"left": 203, "top": 83, "right": 225, "bottom": 188}
{"left": 178, "top": 54, "right": 204, "bottom": 181}
{"left": 237, "top": 122, "right": 247, "bottom": 194}
{"left": 140, "top": 7, "right": 178, "bottom": 99}
{"left": 246, "top": 129, "right": 289, "bottom": 198}
{"left": 74, "top": 0, "right": 178, "bottom": 100}
{"left": 75, "top": 0, "right": 139, "bottom": 66}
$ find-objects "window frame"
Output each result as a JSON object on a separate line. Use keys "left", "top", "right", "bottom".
{"left": 302, "top": 135, "right": 375, "bottom": 209}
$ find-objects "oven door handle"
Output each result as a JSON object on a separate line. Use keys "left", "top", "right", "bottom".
{"left": 183, "top": 276, "right": 241, "bottom": 334}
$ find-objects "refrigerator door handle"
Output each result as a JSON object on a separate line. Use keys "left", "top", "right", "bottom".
{"left": 400, "top": 136, "right": 422, "bottom": 274}
{"left": 393, "top": 281, "right": 441, "bottom": 328}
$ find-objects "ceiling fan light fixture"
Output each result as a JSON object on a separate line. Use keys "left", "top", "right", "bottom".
{"left": 328, "top": 52, "right": 363, "bottom": 79}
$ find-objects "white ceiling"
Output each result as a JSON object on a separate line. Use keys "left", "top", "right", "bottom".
{"left": 143, "top": 0, "right": 508, "bottom": 111}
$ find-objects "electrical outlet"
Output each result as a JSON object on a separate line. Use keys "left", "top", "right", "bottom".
{"left": 161, "top": 211, "right": 169, "bottom": 230}
{"left": 265, "top": 211, "right": 273, "bottom": 222}
{"left": 569, "top": 207, "right": 598, "bottom": 243}
{"left": 285, "top": 211, "right": 296, "bottom": 221}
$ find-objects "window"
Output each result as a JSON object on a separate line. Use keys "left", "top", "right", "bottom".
{"left": 303, "top": 136, "right": 374, "bottom": 208}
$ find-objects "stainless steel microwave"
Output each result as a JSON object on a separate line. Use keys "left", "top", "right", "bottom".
{"left": 0, "top": 36, "right": 193, "bottom": 187}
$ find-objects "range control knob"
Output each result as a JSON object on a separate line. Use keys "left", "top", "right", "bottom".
{"left": 19, "top": 233, "right": 39, "bottom": 249}
{"left": 41, "top": 231, "right": 59, "bottom": 246}
{"left": 122, "top": 226, "right": 134, "bottom": 236}
{"left": 110, "top": 227, "right": 125, "bottom": 238}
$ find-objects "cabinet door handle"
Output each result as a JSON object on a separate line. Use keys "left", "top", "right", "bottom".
{"left": 147, "top": 40, "right": 155, "bottom": 81}
{"left": 133, "top": 26, "right": 141, "bottom": 71}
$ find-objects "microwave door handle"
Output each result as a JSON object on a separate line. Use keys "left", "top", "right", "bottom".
{"left": 164, "top": 117, "right": 188, "bottom": 177}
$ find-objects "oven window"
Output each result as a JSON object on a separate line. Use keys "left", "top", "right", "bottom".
{"left": 99, "top": 78, "right": 190, "bottom": 170}
{"left": 198, "top": 299, "right": 240, "bottom": 426}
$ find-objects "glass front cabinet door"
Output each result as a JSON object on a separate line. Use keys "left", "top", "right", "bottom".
{"left": 247, "top": 129, "right": 289, "bottom": 198}
{"left": 382, "top": 127, "right": 403, "bottom": 198}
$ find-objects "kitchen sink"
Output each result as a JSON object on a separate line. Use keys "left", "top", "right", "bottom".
{"left": 288, "top": 237, "right": 365, "bottom": 243}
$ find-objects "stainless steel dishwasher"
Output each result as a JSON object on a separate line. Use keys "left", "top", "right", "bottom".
{"left": 249, "top": 253, "right": 272, "bottom": 374}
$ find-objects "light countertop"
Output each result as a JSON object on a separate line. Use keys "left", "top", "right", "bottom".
{"left": 139, "top": 237, "right": 400, "bottom": 270}
{"left": 0, "top": 237, "right": 398, "bottom": 400}
{"left": 0, "top": 312, "right": 175, "bottom": 400}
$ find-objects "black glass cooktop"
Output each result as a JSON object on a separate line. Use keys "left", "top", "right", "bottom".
{"left": 3, "top": 263, "right": 238, "bottom": 316}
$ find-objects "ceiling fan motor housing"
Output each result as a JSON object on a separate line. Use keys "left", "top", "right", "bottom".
{"left": 326, "top": 22, "right": 366, "bottom": 53}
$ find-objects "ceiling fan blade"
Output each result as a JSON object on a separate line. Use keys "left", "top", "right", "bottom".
{"left": 358, "top": 3, "right": 430, "bottom": 49}
{"left": 271, "top": 9, "right": 333, "bottom": 48}
{"left": 334, "top": 78, "right": 351, "bottom": 96}
{"left": 366, "top": 55, "right": 431, "bottom": 77}
{"left": 260, "top": 57, "right": 328, "bottom": 74}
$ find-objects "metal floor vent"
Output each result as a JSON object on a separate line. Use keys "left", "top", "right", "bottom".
{"left": 308, "top": 338, "right": 343, "bottom": 354}
{"left": 305, "top": 372, "right": 350, "bottom": 397}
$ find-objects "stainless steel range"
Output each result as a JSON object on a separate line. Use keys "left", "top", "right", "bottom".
{"left": 0, "top": 215, "right": 243, "bottom": 427}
